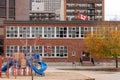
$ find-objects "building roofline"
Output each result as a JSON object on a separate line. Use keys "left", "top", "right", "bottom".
{"left": 4, "top": 20, "right": 120, "bottom": 25}
{"left": 30, "top": 11, "right": 55, "bottom": 13}
{"left": 4, "top": 20, "right": 98, "bottom": 24}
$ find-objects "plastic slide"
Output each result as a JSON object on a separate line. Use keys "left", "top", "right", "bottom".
{"left": 2, "top": 60, "right": 13, "bottom": 72}
{"left": 26, "top": 60, "right": 47, "bottom": 76}
{"left": 38, "top": 62, "right": 47, "bottom": 72}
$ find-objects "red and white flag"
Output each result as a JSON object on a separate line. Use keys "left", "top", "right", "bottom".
{"left": 78, "top": 13, "right": 88, "bottom": 21}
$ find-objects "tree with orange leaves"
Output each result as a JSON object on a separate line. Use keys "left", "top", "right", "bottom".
{"left": 84, "top": 27, "right": 120, "bottom": 68}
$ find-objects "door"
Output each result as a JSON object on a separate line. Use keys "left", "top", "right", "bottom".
{"left": 81, "top": 51, "right": 90, "bottom": 61}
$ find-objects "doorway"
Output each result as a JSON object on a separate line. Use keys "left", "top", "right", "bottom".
{"left": 81, "top": 51, "right": 90, "bottom": 61}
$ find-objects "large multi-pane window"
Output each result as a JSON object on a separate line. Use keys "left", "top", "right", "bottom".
{"left": 19, "top": 46, "right": 30, "bottom": 54}
{"left": 80, "top": 27, "right": 91, "bottom": 38}
{"left": 9, "top": 0, "right": 15, "bottom": 7}
{"left": 6, "top": 46, "right": 17, "bottom": 57}
{"left": 0, "top": 0, "right": 6, "bottom": 17}
{"left": 68, "top": 27, "right": 79, "bottom": 38}
{"left": 56, "top": 46, "right": 68, "bottom": 58}
{"left": 56, "top": 27, "right": 67, "bottom": 38}
{"left": 6, "top": 26, "right": 93, "bottom": 39}
{"left": 19, "top": 27, "right": 30, "bottom": 38}
{"left": 6, "top": 26, "right": 18, "bottom": 38}
{"left": 93, "top": 27, "right": 116, "bottom": 38}
{"left": 0, "top": 0, "right": 6, "bottom": 6}
{"left": 44, "top": 46, "right": 55, "bottom": 57}
{"left": 31, "top": 27, "right": 42, "bottom": 37}
{"left": 0, "top": 7, "right": 6, "bottom": 17}
{"left": 9, "top": 8, "right": 15, "bottom": 17}
{"left": 32, "top": 46, "right": 42, "bottom": 56}
{"left": 0, "top": 0, "right": 15, "bottom": 19}
{"left": 6, "top": 46, "right": 68, "bottom": 58}
{"left": 9, "top": 0, "right": 15, "bottom": 18}
{"left": 44, "top": 27, "right": 55, "bottom": 38}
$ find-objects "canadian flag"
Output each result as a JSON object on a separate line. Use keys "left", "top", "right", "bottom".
{"left": 78, "top": 13, "right": 88, "bottom": 21}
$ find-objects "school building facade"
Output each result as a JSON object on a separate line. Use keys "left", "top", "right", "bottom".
{"left": 4, "top": 20, "right": 120, "bottom": 62}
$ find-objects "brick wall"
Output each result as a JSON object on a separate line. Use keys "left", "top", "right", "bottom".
{"left": 4, "top": 38, "right": 85, "bottom": 62}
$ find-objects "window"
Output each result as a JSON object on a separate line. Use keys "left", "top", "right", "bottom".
{"left": 0, "top": 7, "right": 6, "bottom": 17}
{"left": 0, "top": 0, "right": 6, "bottom": 6}
{"left": 19, "top": 46, "right": 30, "bottom": 55}
{"left": 88, "top": 10, "right": 94, "bottom": 14}
{"left": 66, "top": 16, "right": 75, "bottom": 21}
{"left": 93, "top": 27, "right": 116, "bottom": 38}
{"left": 77, "top": 10, "right": 87, "bottom": 13}
{"left": 66, "top": 3, "right": 75, "bottom": 7}
{"left": 88, "top": 3, "right": 95, "bottom": 9}
{"left": 44, "top": 27, "right": 55, "bottom": 38}
{"left": 88, "top": 16, "right": 94, "bottom": 21}
{"left": 56, "top": 46, "right": 68, "bottom": 58}
{"left": 6, "top": 45, "right": 68, "bottom": 58}
{"left": 6, "top": 26, "right": 18, "bottom": 38}
{"left": 80, "top": 27, "right": 91, "bottom": 38}
{"left": 96, "top": 3, "right": 102, "bottom": 7}
{"left": 6, "top": 46, "right": 17, "bottom": 57}
{"left": 78, "top": 4, "right": 86, "bottom": 7}
{"left": 19, "top": 27, "right": 30, "bottom": 38}
{"left": 6, "top": 26, "right": 93, "bottom": 39}
{"left": 9, "top": 8, "right": 15, "bottom": 17}
{"left": 9, "top": 0, "right": 15, "bottom": 7}
{"left": 66, "top": 9, "right": 75, "bottom": 12}
{"left": 68, "top": 27, "right": 79, "bottom": 38}
{"left": 44, "top": 46, "right": 55, "bottom": 57}
{"left": 72, "top": 50, "right": 76, "bottom": 56}
{"left": 31, "top": 27, "right": 42, "bottom": 37}
{"left": 96, "top": 10, "right": 102, "bottom": 13}
{"left": 56, "top": 27, "right": 67, "bottom": 38}
{"left": 32, "top": 46, "right": 42, "bottom": 56}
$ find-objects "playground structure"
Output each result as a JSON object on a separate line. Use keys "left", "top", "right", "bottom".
{"left": 1, "top": 52, "right": 47, "bottom": 78}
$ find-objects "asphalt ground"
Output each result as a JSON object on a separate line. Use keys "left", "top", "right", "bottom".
{"left": 0, "top": 62, "right": 120, "bottom": 80}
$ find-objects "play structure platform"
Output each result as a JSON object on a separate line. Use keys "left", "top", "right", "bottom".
{"left": 1, "top": 53, "right": 47, "bottom": 78}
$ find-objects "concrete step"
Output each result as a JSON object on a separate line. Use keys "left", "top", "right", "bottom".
{"left": 81, "top": 62, "right": 94, "bottom": 66}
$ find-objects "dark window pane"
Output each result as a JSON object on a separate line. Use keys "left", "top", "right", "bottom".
{"left": 0, "top": 0, "right": 6, "bottom": 6}
{"left": 0, "top": 8, "right": 6, "bottom": 17}
{"left": 9, "top": 8, "right": 15, "bottom": 17}
{"left": 9, "top": 0, "right": 15, "bottom": 7}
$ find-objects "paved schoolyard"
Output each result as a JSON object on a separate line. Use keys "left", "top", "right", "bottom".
{"left": 0, "top": 66, "right": 93, "bottom": 80}
{"left": 1, "top": 62, "right": 120, "bottom": 80}
{"left": 54, "top": 65, "right": 120, "bottom": 80}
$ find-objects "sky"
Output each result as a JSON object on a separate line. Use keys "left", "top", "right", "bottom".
{"left": 105, "top": 0, "right": 120, "bottom": 21}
